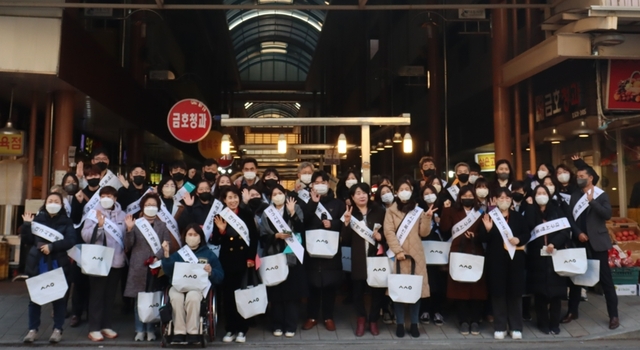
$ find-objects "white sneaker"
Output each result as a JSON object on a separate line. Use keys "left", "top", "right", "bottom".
{"left": 101, "top": 329, "right": 118, "bottom": 339}
{"left": 235, "top": 332, "right": 246, "bottom": 343}
{"left": 222, "top": 332, "right": 236, "bottom": 343}
{"left": 49, "top": 329, "right": 62, "bottom": 343}
{"left": 273, "top": 329, "right": 283, "bottom": 337}
{"left": 494, "top": 331, "right": 506, "bottom": 340}
{"left": 23, "top": 330, "right": 37, "bottom": 343}
{"left": 134, "top": 332, "right": 145, "bottom": 341}
{"left": 285, "top": 332, "right": 295, "bottom": 338}
{"left": 511, "top": 330, "right": 523, "bottom": 340}
{"left": 88, "top": 331, "right": 104, "bottom": 342}
{"left": 146, "top": 331, "right": 156, "bottom": 341}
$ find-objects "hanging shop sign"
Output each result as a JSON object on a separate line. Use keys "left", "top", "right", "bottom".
{"left": 474, "top": 152, "right": 495, "bottom": 173}
{"left": 167, "top": 99, "right": 212, "bottom": 143}
{"left": 198, "top": 131, "right": 223, "bottom": 159}
{"left": 0, "top": 133, "right": 24, "bottom": 156}
{"left": 605, "top": 60, "right": 640, "bottom": 111}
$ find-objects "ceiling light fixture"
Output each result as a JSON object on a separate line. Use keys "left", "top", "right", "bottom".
{"left": 573, "top": 120, "right": 594, "bottom": 138}
{"left": 221, "top": 134, "right": 231, "bottom": 155}
{"left": 543, "top": 128, "right": 565, "bottom": 144}
{"left": 392, "top": 132, "right": 403, "bottom": 143}
{"left": 403, "top": 132, "right": 413, "bottom": 153}
{"left": 384, "top": 139, "right": 393, "bottom": 148}
{"left": 337, "top": 133, "right": 347, "bottom": 154}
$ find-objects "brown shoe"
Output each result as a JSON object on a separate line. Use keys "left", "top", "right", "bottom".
{"left": 369, "top": 322, "right": 380, "bottom": 336}
{"left": 69, "top": 315, "right": 80, "bottom": 328}
{"left": 561, "top": 313, "right": 578, "bottom": 324}
{"left": 355, "top": 317, "right": 365, "bottom": 337}
{"left": 324, "top": 319, "right": 336, "bottom": 331}
{"left": 609, "top": 317, "right": 620, "bottom": 330}
{"left": 302, "top": 319, "right": 317, "bottom": 330}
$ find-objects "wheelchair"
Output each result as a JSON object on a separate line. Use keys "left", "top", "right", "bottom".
{"left": 160, "top": 286, "right": 217, "bottom": 348}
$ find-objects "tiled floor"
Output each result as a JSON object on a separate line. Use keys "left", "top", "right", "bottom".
{"left": 1, "top": 279, "right": 639, "bottom": 345}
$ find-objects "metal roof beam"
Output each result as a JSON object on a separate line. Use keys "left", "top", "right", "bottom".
{"left": 222, "top": 114, "right": 410, "bottom": 127}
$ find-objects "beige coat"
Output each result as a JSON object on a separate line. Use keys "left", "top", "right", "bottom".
{"left": 383, "top": 203, "right": 432, "bottom": 298}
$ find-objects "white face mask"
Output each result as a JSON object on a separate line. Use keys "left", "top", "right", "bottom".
{"left": 243, "top": 171, "right": 257, "bottom": 180}
{"left": 546, "top": 185, "right": 555, "bottom": 195}
{"left": 497, "top": 200, "right": 511, "bottom": 211}
{"left": 162, "top": 187, "right": 176, "bottom": 198}
{"left": 185, "top": 235, "right": 201, "bottom": 249}
{"left": 424, "top": 193, "right": 437, "bottom": 204}
{"left": 433, "top": 184, "right": 442, "bottom": 193}
{"left": 300, "top": 174, "right": 312, "bottom": 184}
{"left": 537, "top": 170, "right": 548, "bottom": 179}
{"left": 46, "top": 203, "right": 62, "bottom": 215}
{"left": 100, "top": 197, "right": 114, "bottom": 209}
{"left": 469, "top": 175, "right": 479, "bottom": 184}
{"left": 381, "top": 192, "right": 394, "bottom": 204}
{"left": 345, "top": 179, "right": 358, "bottom": 188}
{"left": 272, "top": 193, "right": 286, "bottom": 206}
{"left": 398, "top": 190, "right": 412, "bottom": 202}
{"left": 314, "top": 183, "right": 329, "bottom": 195}
{"left": 144, "top": 206, "right": 158, "bottom": 217}
{"left": 557, "top": 173, "right": 570, "bottom": 184}
{"left": 535, "top": 195, "right": 549, "bottom": 206}
{"left": 476, "top": 188, "right": 489, "bottom": 199}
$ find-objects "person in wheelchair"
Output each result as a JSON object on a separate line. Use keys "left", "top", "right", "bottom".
{"left": 161, "top": 224, "right": 224, "bottom": 344}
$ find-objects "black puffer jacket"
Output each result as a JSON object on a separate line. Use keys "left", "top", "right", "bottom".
{"left": 21, "top": 211, "right": 76, "bottom": 277}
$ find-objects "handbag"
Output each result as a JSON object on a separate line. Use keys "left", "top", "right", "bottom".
{"left": 137, "top": 291, "right": 162, "bottom": 323}
{"left": 234, "top": 269, "right": 268, "bottom": 319}
{"left": 26, "top": 267, "right": 68, "bottom": 306}
{"left": 552, "top": 247, "right": 587, "bottom": 277}
{"left": 305, "top": 229, "right": 340, "bottom": 258}
{"left": 366, "top": 256, "right": 391, "bottom": 288}
{"left": 570, "top": 259, "right": 600, "bottom": 287}
{"left": 387, "top": 255, "right": 423, "bottom": 304}
{"left": 342, "top": 246, "right": 352, "bottom": 272}
{"left": 258, "top": 252, "right": 289, "bottom": 287}
{"left": 423, "top": 241, "right": 451, "bottom": 265}
{"left": 172, "top": 262, "right": 210, "bottom": 293}
{"left": 80, "top": 245, "right": 115, "bottom": 277}
{"left": 449, "top": 237, "right": 485, "bottom": 283}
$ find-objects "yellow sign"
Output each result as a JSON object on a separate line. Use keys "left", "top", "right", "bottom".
{"left": 0, "top": 133, "right": 25, "bottom": 156}
{"left": 474, "top": 152, "right": 495, "bottom": 172}
{"left": 198, "top": 130, "right": 223, "bottom": 159}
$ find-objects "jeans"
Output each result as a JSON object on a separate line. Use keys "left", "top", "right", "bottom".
{"left": 134, "top": 297, "right": 156, "bottom": 333}
{"left": 394, "top": 300, "right": 421, "bottom": 325}
{"left": 29, "top": 299, "right": 66, "bottom": 331}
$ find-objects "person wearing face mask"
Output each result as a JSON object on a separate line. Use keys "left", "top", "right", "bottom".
{"left": 291, "top": 162, "right": 315, "bottom": 206}
{"left": 555, "top": 165, "right": 577, "bottom": 196}
{"left": 168, "top": 161, "right": 190, "bottom": 191}
{"left": 260, "top": 168, "right": 281, "bottom": 201}
{"left": 80, "top": 186, "right": 127, "bottom": 341}
{"left": 526, "top": 163, "right": 555, "bottom": 193}
{"left": 442, "top": 163, "right": 471, "bottom": 207}
{"left": 21, "top": 192, "right": 76, "bottom": 344}
{"left": 418, "top": 184, "right": 448, "bottom": 327}
{"left": 337, "top": 171, "right": 360, "bottom": 204}
{"left": 509, "top": 181, "right": 529, "bottom": 216}
{"left": 76, "top": 149, "right": 118, "bottom": 190}
{"left": 259, "top": 185, "right": 306, "bottom": 338}
{"left": 213, "top": 174, "right": 233, "bottom": 201}
{"left": 301, "top": 171, "right": 346, "bottom": 332}
{"left": 182, "top": 181, "right": 214, "bottom": 226}
{"left": 468, "top": 162, "right": 482, "bottom": 185}
{"left": 374, "top": 185, "right": 395, "bottom": 210}
{"left": 525, "top": 185, "right": 571, "bottom": 335}
{"left": 123, "top": 193, "right": 172, "bottom": 341}
{"left": 490, "top": 159, "right": 515, "bottom": 197}
{"left": 157, "top": 178, "right": 182, "bottom": 216}
{"left": 439, "top": 185, "right": 487, "bottom": 336}
{"left": 474, "top": 178, "right": 491, "bottom": 213}
{"left": 478, "top": 188, "right": 530, "bottom": 340}
{"left": 161, "top": 224, "right": 224, "bottom": 345}
{"left": 418, "top": 156, "right": 447, "bottom": 188}
{"left": 564, "top": 164, "right": 618, "bottom": 330}
{"left": 234, "top": 158, "right": 261, "bottom": 190}
{"left": 117, "top": 164, "right": 149, "bottom": 215}
{"left": 429, "top": 176, "right": 445, "bottom": 196}
{"left": 61, "top": 173, "right": 79, "bottom": 209}
{"left": 383, "top": 181, "right": 435, "bottom": 338}
{"left": 201, "top": 159, "right": 219, "bottom": 191}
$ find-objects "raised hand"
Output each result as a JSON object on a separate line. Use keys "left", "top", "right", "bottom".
{"left": 443, "top": 200, "right": 451, "bottom": 208}
{"left": 214, "top": 215, "right": 227, "bottom": 232}
{"left": 482, "top": 214, "right": 493, "bottom": 231}
{"left": 343, "top": 205, "right": 353, "bottom": 226}
{"left": 22, "top": 212, "right": 34, "bottom": 222}
{"left": 425, "top": 204, "right": 438, "bottom": 217}
{"left": 125, "top": 214, "right": 135, "bottom": 231}
{"left": 183, "top": 193, "right": 195, "bottom": 207}
{"left": 571, "top": 155, "right": 581, "bottom": 161}
{"left": 118, "top": 174, "right": 129, "bottom": 189}
{"left": 75, "top": 190, "right": 86, "bottom": 203}
{"left": 526, "top": 196, "right": 533, "bottom": 205}
{"left": 162, "top": 240, "right": 170, "bottom": 257}
{"left": 242, "top": 188, "right": 250, "bottom": 204}
{"left": 286, "top": 197, "right": 297, "bottom": 216}
{"left": 96, "top": 211, "right": 105, "bottom": 228}
{"left": 76, "top": 161, "right": 84, "bottom": 179}
{"left": 310, "top": 188, "right": 320, "bottom": 203}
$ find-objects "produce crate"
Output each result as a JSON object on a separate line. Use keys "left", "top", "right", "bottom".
{"left": 612, "top": 267, "right": 640, "bottom": 285}
{"left": 615, "top": 284, "right": 638, "bottom": 296}
{"left": 607, "top": 217, "right": 638, "bottom": 228}
{"left": 609, "top": 226, "right": 640, "bottom": 243}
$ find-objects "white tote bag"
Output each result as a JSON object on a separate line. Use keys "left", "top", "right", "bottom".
{"left": 26, "top": 268, "right": 69, "bottom": 306}
{"left": 234, "top": 271, "right": 268, "bottom": 319}
{"left": 449, "top": 252, "right": 485, "bottom": 283}
{"left": 423, "top": 241, "right": 451, "bottom": 265}
{"left": 366, "top": 256, "right": 391, "bottom": 288}
{"left": 172, "top": 262, "right": 210, "bottom": 293}
{"left": 552, "top": 248, "right": 588, "bottom": 277}
{"left": 570, "top": 259, "right": 600, "bottom": 287}
{"left": 305, "top": 229, "right": 339, "bottom": 258}
{"left": 137, "top": 291, "right": 162, "bottom": 323}
{"left": 387, "top": 255, "right": 423, "bottom": 304}
{"left": 80, "top": 244, "right": 115, "bottom": 277}
{"left": 342, "top": 247, "right": 352, "bottom": 272}
{"left": 258, "top": 253, "right": 289, "bottom": 287}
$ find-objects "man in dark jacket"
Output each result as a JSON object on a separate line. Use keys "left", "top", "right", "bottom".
{"left": 116, "top": 164, "right": 149, "bottom": 214}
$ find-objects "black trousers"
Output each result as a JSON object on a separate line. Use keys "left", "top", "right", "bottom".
{"left": 352, "top": 280, "right": 385, "bottom": 322}
{"left": 271, "top": 300, "right": 298, "bottom": 333}
{"left": 222, "top": 273, "right": 249, "bottom": 334}
{"left": 307, "top": 285, "right": 337, "bottom": 320}
{"left": 534, "top": 294, "right": 561, "bottom": 330}
{"left": 455, "top": 299, "right": 483, "bottom": 325}
{"left": 492, "top": 295, "right": 523, "bottom": 332}
{"left": 420, "top": 293, "right": 445, "bottom": 315}
{"left": 567, "top": 250, "right": 618, "bottom": 318}
{"left": 88, "top": 267, "right": 124, "bottom": 332}
{"left": 71, "top": 262, "right": 90, "bottom": 318}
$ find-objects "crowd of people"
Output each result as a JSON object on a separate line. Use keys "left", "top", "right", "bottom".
{"left": 19, "top": 149, "right": 619, "bottom": 344}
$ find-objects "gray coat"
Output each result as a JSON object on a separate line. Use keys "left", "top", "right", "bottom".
{"left": 570, "top": 189, "right": 612, "bottom": 252}
{"left": 124, "top": 219, "right": 171, "bottom": 298}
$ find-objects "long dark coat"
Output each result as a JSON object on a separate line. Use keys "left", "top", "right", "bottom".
{"left": 340, "top": 203, "right": 387, "bottom": 281}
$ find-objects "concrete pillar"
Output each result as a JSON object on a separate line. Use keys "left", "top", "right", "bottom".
{"left": 52, "top": 90, "right": 75, "bottom": 186}
{"left": 42, "top": 93, "right": 53, "bottom": 198}
{"left": 426, "top": 22, "right": 444, "bottom": 168}
{"left": 491, "top": 1, "right": 512, "bottom": 162}
{"left": 27, "top": 93, "right": 38, "bottom": 199}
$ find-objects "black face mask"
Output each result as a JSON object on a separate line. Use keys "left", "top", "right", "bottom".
{"left": 264, "top": 179, "right": 278, "bottom": 189}
{"left": 497, "top": 172, "right": 510, "bottom": 181}
{"left": 461, "top": 198, "right": 475, "bottom": 208}
{"left": 457, "top": 174, "right": 470, "bottom": 183}
{"left": 203, "top": 171, "right": 217, "bottom": 181}
{"left": 198, "top": 192, "right": 212, "bottom": 202}
{"left": 172, "top": 173, "right": 185, "bottom": 182}
{"left": 512, "top": 193, "right": 524, "bottom": 202}
{"left": 132, "top": 176, "right": 145, "bottom": 186}
{"left": 64, "top": 184, "right": 78, "bottom": 194}
{"left": 248, "top": 198, "right": 263, "bottom": 211}
{"left": 87, "top": 178, "right": 100, "bottom": 188}
{"left": 95, "top": 162, "right": 108, "bottom": 171}
{"left": 422, "top": 169, "right": 435, "bottom": 178}
{"left": 577, "top": 178, "right": 588, "bottom": 188}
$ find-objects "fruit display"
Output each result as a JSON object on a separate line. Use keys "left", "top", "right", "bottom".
{"left": 608, "top": 247, "right": 640, "bottom": 268}
{"left": 615, "top": 229, "right": 639, "bottom": 242}
{"left": 613, "top": 71, "right": 640, "bottom": 103}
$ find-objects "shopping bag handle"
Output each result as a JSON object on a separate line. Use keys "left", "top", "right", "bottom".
{"left": 240, "top": 267, "right": 263, "bottom": 289}
{"left": 395, "top": 254, "right": 416, "bottom": 275}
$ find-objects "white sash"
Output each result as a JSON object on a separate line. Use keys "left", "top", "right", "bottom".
{"left": 203, "top": 199, "right": 224, "bottom": 241}
{"left": 173, "top": 182, "right": 195, "bottom": 203}
{"left": 530, "top": 180, "right": 539, "bottom": 190}
{"left": 264, "top": 205, "right": 305, "bottom": 263}
{"left": 559, "top": 193, "right": 571, "bottom": 205}
{"left": 527, "top": 217, "right": 571, "bottom": 244}
{"left": 350, "top": 217, "right": 376, "bottom": 246}
{"left": 100, "top": 170, "right": 122, "bottom": 190}
{"left": 488, "top": 208, "right": 516, "bottom": 259}
{"left": 126, "top": 188, "right": 153, "bottom": 215}
{"left": 31, "top": 222, "right": 64, "bottom": 242}
{"left": 74, "top": 190, "right": 102, "bottom": 228}
{"left": 86, "top": 210, "right": 124, "bottom": 248}
{"left": 447, "top": 185, "right": 459, "bottom": 201}
{"left": 572, "top": 187, "right": 604, "bottom": 221}
{"left": 315, "top": 202, "right": 333, "bottom": 221}
{"left": 177, "top": 245, "right": 198, "bottom": 264}
{"left": 63, "top": 198, "right": 72, "bottom": 218}
{"left": 134, "top": 218, "right": 163, "bottom": 254}
{"left": 387, "top": 207, "right": 424, "bottom": 258}
{"left": 298, "top": 189, "right": 310, "bottom": 203}
{"left": 157, "top": 201, "right": 182, "bottom": 245}
{"left": 219, "top": 207, "right": 250, "bottom": 246}
{"left": 450, "top": 209, "right": 482, "bottom": 242}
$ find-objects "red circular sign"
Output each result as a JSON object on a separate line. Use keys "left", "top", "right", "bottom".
{"left": 218, "top": 154, "right": 234, "bottom": 168}
{"left": 167, "top": 99, "right": 212, "bottom": 143}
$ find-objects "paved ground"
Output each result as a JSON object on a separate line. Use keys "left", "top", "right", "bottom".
{"left": 1, "top": 279, "right": 640, "bottom": 347}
